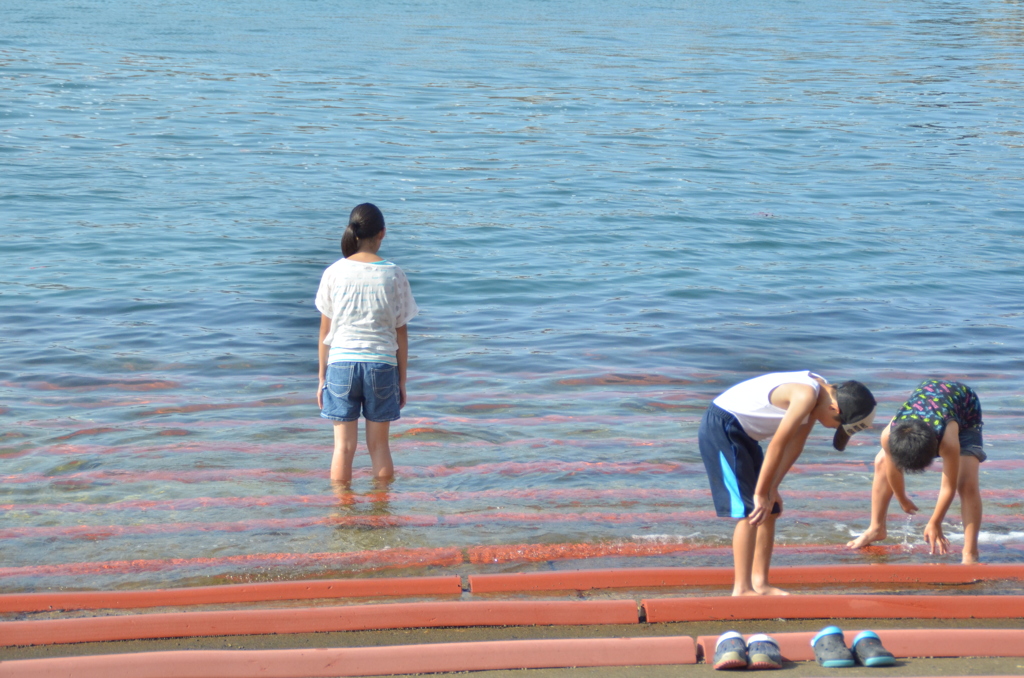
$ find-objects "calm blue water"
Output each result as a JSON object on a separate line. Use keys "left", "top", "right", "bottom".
{"left": 2, "top": 0, "right": 1024, "bottom": 591}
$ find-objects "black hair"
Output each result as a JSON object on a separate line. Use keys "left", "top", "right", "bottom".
{"left": 888, "top": 418, "right": 939, "bottom": 473}
{"left": 341, "top": 203, "right": 385, "bottom": 258}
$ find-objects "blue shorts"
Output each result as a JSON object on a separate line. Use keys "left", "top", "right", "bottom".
{"left": 699, "top": 403, "right": 780, "bottom": 519}
{"left": 321, "top": 362, "right": 401, "bottom": 423}
{"left": 958, "top": 427, "right": 986, "bottom": 462}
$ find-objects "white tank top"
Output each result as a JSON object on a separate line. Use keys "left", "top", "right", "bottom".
{"left": 712, "top": 371, "right": 824, "bottom": 441}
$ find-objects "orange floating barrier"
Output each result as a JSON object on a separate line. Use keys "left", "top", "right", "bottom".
{"left": 470, "top": 564, "right": 1024, "bottom": 593}
{"left": 471, "top": 568, "right": 730, "bottom": 592}
{"left": 0, "top": 576, "right": 462, "bottom": 613}
{"left": 0, "top": 599, "right": 640, "bottom": 647}
{"left": 0, "top": 547, "right": 464, "bottom": 580}
{"left": 771, "top": 563, "right": 1024, "bottom": 584}
{"left": 0, "top": 636, "right": 696, "bottom": 678}
{"left": 695, "top": 629, "right": 1024, "bottom": 662}
{"left": 643, "top": 594, "right": 1024, "bottom": 623}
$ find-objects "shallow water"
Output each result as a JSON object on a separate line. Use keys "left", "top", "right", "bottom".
{"left": 2, "top": 0, "right": 1024, "bottom": 591}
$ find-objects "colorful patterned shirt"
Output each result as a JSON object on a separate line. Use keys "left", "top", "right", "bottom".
{"left": 892, "top": 380, "right": 982, "bottom": 444}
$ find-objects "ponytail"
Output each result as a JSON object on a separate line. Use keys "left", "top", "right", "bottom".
{"left": 340, "top": 227, "right": 359, "bottom": 258}
{"left": 341, "top": 203, "right": 385, "bottom": 258}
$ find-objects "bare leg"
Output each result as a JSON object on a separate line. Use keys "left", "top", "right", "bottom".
{"left": 731, "top": 518, "right": 759, "bottom": 596}
{"left": 958, "top": 456, "right": 982, "bottom": 564}
{"left": 330, "top": 420, "right": 358, "bottom": 484}
{"left": 848, "top": 449, "right": 893, "bottom": 549}
{"left": 364, "top": 420, "right": 395, "bottom": 483}
{"left": 752, "top": 513, "right": 788, "bottom": 595}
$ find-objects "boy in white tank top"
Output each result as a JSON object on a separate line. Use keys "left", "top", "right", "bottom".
{"left": 699, "top": 371, "right": 877, "bottom": 596}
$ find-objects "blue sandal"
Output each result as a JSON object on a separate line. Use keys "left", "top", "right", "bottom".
{"left": 852, "top": 631, "right": 896, "bottom": 667}
{"left": 811, "top": 626, "right": 854, "bottom": 668}
{"left": 713, "top": 630, "right": 749, "bottom": 670}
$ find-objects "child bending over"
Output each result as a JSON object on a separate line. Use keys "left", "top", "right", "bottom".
{"left": 847, "top": 380, "right": 985, "bottom": 564}
{"left": 699, "top": 371, "right": 877, "bottom": 596}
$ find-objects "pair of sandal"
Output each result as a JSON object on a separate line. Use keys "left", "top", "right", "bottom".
{"left": 713, "top": 631, "right": 783, "bottom": 670}
{"left": 812, "top": 626, "right": 896, "bottom": 668}
{"left": 714, "top": 627, "right": 896, "bottom": 670}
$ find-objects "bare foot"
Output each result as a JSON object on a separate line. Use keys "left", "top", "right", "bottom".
{"left": 962, "top": 553, "right": 979, "bottom": 565}
{"left": 847, "top": 525, "right": 887, "bottom": 549}
{"left": 731, "top": 588, "right": 762, "bottom": 597}
{"left": 754, "top": 585, "right": 790, "bottom": 596}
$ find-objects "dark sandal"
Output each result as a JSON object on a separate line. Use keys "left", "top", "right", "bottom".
{"left": 853, "top": 631, "right": 896, "bottom": 667}
{"left": 811, "top": 626, "right": 855, "bottom": 668}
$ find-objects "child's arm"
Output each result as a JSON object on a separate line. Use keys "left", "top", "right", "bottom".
{"left": 881, "top": 426, "right": 919, "bottom": 514}
{"left": 884, "top": 461, "right": 918, "bottom": 514}
{"left": 923, "top": 422, "right": 961, "bottom": 555}
{"left": 758, "top": 420, "right": 815, "bottom": 519}
{"left": 749, "top": 383, "right": 818, "bottom": 526}
{"left": 396, "top": 324, "right": 409, "bottom": 408}
{"left": 769, "top": 421, "right": 815, "bottom": 497}
{"left": 317, "top": 314, "right": 331, "bottom": 409}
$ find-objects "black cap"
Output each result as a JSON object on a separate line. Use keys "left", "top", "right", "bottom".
{"left": 832, "top": 380, "right": 877, "bottom": 451}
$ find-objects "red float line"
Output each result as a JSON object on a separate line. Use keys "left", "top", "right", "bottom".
{"left": 0, "top": 509, "right": 780, "bottom": 540}
{"left": 555, "top": 374, "right": 698, "bottom": 387}
{"left": 1, "top": 468, "right": 323, "bottom": 485}
{"left": 51, "top": 427, "right": 122, "bottom": 441}
{"left": 0, "top": 460, "right": 698, "bottom": 485}
{"left": 694, "top": 629, "right": 1024, "bottom": 663}
{"left": 644, "top": 594, "right": 1024, "bottom": 623}
{"left": 26, "top": 437, "right": 700, "bottom": 457}
{"left": 0, "top": 514, "right": 442, "bottom": 540}
{"left": 0, "top": 487, "right": 715, "bottom": 513}
{"left": 0, "top": 547, "right": 463, "bottom": 580}
{"left": 5, "top": 466, "right": 1024, "bottom": 515}
{"left": 469, "top": 564, "right": 1024, "bottom": 592}
{"left": 0, "top": 600, "right": 640, "bottom": 647}
{"left": 0, "top": 636, "right": 695, "bottom": 677}
{"left": 465, "top": 542, "right": 720, "bottom": 565}
{"left": 0, "top": 510, "right": 661, "bottom": 540}
{"left": 14, "top": 379, "right": 181, "bottom": 392}
{"left": 9, "top": 454, "right": 1024, "bottom": 486}
{"left": 0, "top": 576, "right": 462, "bottom": 613}
{"left": 132, "top": 397, "right": 312, "bottom": 416}
{"left": 16, "top": 484, "right": 1004, "bottom": 514}
{"left": 12, "top": 480, "right": 1024, "bottom": 514}
{"left": 7, "top": 509, "right": 1024, "bottom": 542}
{"left": 466, "top": 540, "right": 992, "bottom": 566}
{"left": 3, "top": 538, "right": 1020, "bottom": 582}
{"left": 0, "top": 543, "right": 704, "bottom": 581}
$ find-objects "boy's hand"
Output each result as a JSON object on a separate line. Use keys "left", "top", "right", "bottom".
{"left": 897, "top": 494, "right": 918, "bottom": 514}
{"left": 923, "top": 522, "right": 949, "bottom": 555}
{"left": 748, "top": 490, "right": 780, "bottom": 526}
{"left": 399, "top": 383, "right": 407, "bottom": 409}
{"left": 317, "top": 379, "right": 325, "bottom": 409}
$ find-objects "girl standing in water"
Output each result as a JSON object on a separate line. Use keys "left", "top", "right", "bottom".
{"left": 315, "top": 203, "right": 418, "bottom": 485}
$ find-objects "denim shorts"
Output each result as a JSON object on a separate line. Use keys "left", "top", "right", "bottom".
{"left": 321, "top": 362, "right": 400, "bottom": 423}
{"left": 959, "top": 426, "right": 987, "bottom": 462}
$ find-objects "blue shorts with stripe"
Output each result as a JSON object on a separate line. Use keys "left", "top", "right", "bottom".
{"left": 699, "top": 403, "right": 780, "bottom": 519}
